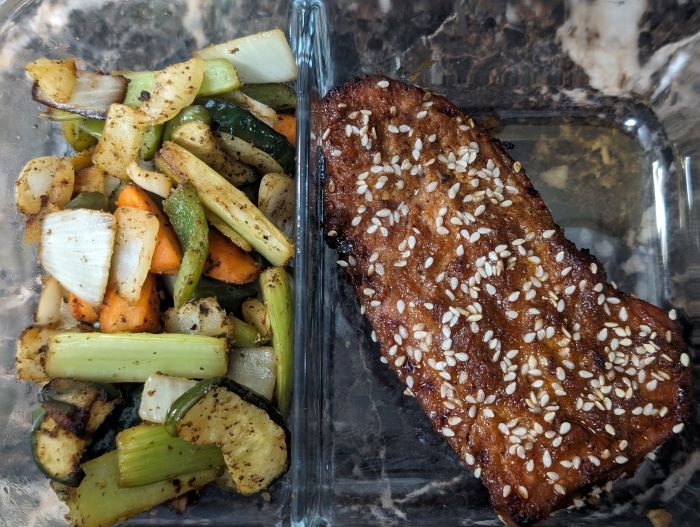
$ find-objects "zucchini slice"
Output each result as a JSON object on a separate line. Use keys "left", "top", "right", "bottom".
{"left": 39, "top": 378, "right": 121, "bottom": 436}
{"left": 31, "top": 406, "right": 88, "bottom": 486}
{"left": 167, "top": 378, "right": 289, "bottom": 495}
{"left": 31, "top": 378, "right": 121, "bottom": 485}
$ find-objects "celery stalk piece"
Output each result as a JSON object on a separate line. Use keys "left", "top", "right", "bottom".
{"left": 117, "top": 423, "right": 224, "bottom": 487}
{"left": 156, "top": 142, "right": 293, "bottom": 266}
{"left": 230, "top": 316, "right": 262, "bottom": 347}
{"left": 45, "top": 332, "right": 227, "bottom": 383}
{"left": 65, "top": 450, "right": 220, "bottom": 527}
{"left": 259, "top": 267, "right": 293, "bottom": 414}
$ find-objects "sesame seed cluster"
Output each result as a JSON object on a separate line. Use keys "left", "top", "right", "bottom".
{"left": 320, "top": 76, "right": 690, "bottom": 525}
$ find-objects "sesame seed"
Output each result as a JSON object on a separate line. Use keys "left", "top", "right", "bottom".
{"left": 502, "top": 485, "right": 511, "bottom": 497}
{"left": 673, "top": 423, "right": 684, "bottom": 433}
{"left": 442, "top": 427, "right": 455, "bottom": 437}
{"left": 397, "top": 300, "right": 405, "bottom": 314}
{"left": 543, "top": 450, "right": 552, "bottom": 467}
{"left": 331, "top": 149, "right": 342, "bottom": 157}
{"left": 669, "top": 308, "right": 677, "bottom": 320}
{"left": 681, "top": 353, "right": 689, "bottom": 367}
{"left": 554, "top": 484, "right": 566, "bottom": 495}
{"left": 517, "top": 486, "right": 529, "bottom": 499}
{"left": 376, "top": 79, "right": 389, "bottom": 88}
{"left": 464, "top": 452, "right": 475, "bottom": 465}
{"left": 605, "top": 424, "right": 616, "bottom": 436}
{"left": 543, "top": 229, "right": 555, "bottom": 239}
{"left": 614, "top": 456, "right": 628, "bottom": 464}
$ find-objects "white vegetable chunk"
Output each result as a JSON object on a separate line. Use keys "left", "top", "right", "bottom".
{"left": 40, "top": 209, "right": 116, "bottom": 305}
{"left": 110, "top": 207, "right": 160, "bottom": 303}
{"left": 195, "top": 29, "right": 297, "bottom": 84}
{"left": 163, "top": 297, "right": 230, "bottom": 337}
{"left": 139, "top": 373, "right": 197, "bottom": 424}
{"left": 227, "top": 347, "right": 276, "bottom": 400}
{"left": 258, "top": 172, "right": 295, "bottom": 240}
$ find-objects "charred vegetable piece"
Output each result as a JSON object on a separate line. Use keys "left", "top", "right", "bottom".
{"left": 162, "top": 297, "right": 230, "bottom": 337}
{"left": 122, "top": 59, "right": 239, "bottom": 108}
{"left": 64, "top": 450, "right": 220, "bottom": 527}
{"left": 166, "top": 378, "right": 289, "bottom": 495}
{"left": 178, "top": 275, "right": 258, "bottom": 314}
{"left": 39, "top": 378, "right": 121, "bottom": 436}
{"left": 240, "top": 83, "right": 296, "bottom": 112}
{"left": 31, "top": 379, "right": 120, "bottom": 485}
{"left": 260, "top": 267, "right": 294, "bottom": 415}
{"left": 31, "top": 406, "right": 88, "bottom": 486}
{"left": 156, "top": 142, "right": 293, "bottom": 266}
{"left": 162, "top": 105, "right": 211, "bottom": 142}
{"left": 163, "top": 182, "right": 209, "bottom": 308}
{"left": 117, "top": 423, "right": 224, "bottom": 487}
{"left": 202, "top": 98, "right": 295, "bottom": 173}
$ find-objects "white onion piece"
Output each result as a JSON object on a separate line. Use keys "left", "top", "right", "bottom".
{"left": 32, "top": 70, "right": 128, "bottom": 119}
{"left": 195, "top": 29, "right": 297, "bottom": 84}
{"left": 110, "top": 207, "right": 159, "bottom": 303}
{"left": 258, "top": 172, "right": 295, "bottom": 240}
{"left": 139, "top": 374, "right": 197, "bottom": 423}
{"left": 163, "top": 297, "right": 230, "bottom": 337}
{"left": 227, "top": 346, "right": 276, "bottom": 400}
{"left": 126, "top": 161, "right": 172, "bottom": 198}
{"left": 40, "top": 209, "right": 116, "bottom": 305}
{"left": 15, "top": 157, "right": 60, "bottom": 215}
{"left": 223, "top": 90, "right": 278, "bottom": 128}
{"left": 35, "top": 276, "right": 63, "bottom": 326}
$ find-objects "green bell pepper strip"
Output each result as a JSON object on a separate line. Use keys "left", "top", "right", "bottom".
{"left": 201, "top": 98, "right": 295, "bottom": 173}
{"left": 164, "top": 378, "right": 219, "bottom": 437}
{"left": 162, "top": 105, "right": 211, "bottom": 142}
{"left": 163, "top": 182, "right": 209, "bottom": 308}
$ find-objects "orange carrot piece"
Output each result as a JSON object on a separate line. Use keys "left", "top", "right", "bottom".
{"left": 68, "top": 293, "right": 100, "bottom": 324}
{"left": 273, "top": 114, "right": 296, "bottom": 146}
{"left": 116, "top": 184, "right": 182, "bottom": 275}
{"left": 99, "top": 274, "right": 160, "bottom": 333}
{"left": 204, "top": 229, "right": 260, "bottom": 284}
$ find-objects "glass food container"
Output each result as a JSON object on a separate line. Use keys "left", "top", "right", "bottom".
{"left": 296, "top": 1, "right": 700, "bottom": 526}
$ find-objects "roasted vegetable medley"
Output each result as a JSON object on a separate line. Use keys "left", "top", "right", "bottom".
{"left": 15, "top": 29, "right": 296, "bottom": 527}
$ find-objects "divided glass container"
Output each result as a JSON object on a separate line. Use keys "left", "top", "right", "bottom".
{"left": 0, "top": 1, "right": 698, "bottom": 526}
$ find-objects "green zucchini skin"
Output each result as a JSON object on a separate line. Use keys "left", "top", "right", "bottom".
{"left": 202, "top": 98, "right": 295, "bottom": 173}
{"left": 39, "top": 378, "right": 121, "bottom": 437}
{"left": 218, "top": 377, "right": 291, "bottom": 460}
{"left": 239, "top": 83, "right": 296, "bottom": 112}
{"left": 31, "top": 406, "right": 85, "bottom": 486}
